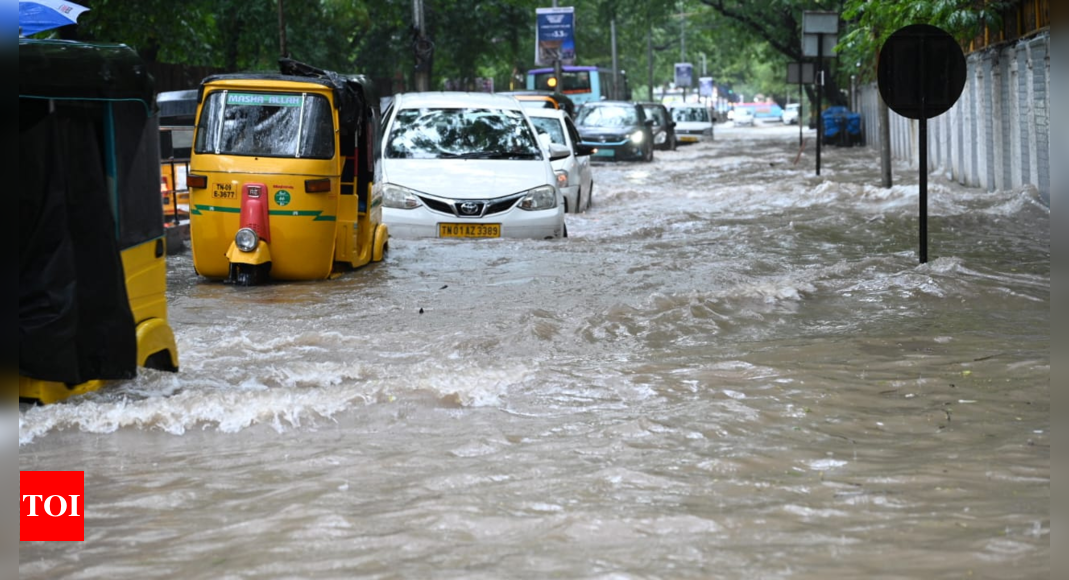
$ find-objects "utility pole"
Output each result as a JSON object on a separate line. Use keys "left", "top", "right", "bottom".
{"left": 412, "top": 0, "right": 431, "bottom": 92}
{"left": 277, "top": 0, "right": 288, "bottom": 58}
{"left": 611, "top": 18, "right": 619, "bottom": 98}
{"left": 647, "top": 19, "right": 654, "bottom": 102}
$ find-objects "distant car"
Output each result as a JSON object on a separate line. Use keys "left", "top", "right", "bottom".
{"left": 668, "top": 103, "right": 715, "bottom": 144}
{"left": 636, "top": 102, "right": 676, "bottom": 150}
{"left": 732, "top": 107, "right": 755, "bottom": 126}
{"left": 380, "top": 92, "right": 570, "bottom": 239}
{"left": 526, "top": 108, "right": 595, "bottom": 214}
{"left": 781, "top": 103, "right": 800, "bottom": 125}
{"left": 574, "top": 101, "right": 655, "bottom": 162}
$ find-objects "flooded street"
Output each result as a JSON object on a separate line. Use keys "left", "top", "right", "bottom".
{"left": 20, "top": 124, "right": 1049, "bottom": 578}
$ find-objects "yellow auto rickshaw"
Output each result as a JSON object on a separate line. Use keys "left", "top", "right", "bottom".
{"left": 18, "top": 38, "right": 179, "bottom": 404}
{"left": 187, "top": 59, "right": 388, "bottom": 285}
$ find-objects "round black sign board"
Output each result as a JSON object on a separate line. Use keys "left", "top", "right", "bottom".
{"left": 878, "top": 24, "right": 966, "bottom": 120}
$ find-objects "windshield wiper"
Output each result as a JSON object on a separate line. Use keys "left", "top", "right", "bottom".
{"left": 438, "top": 151, "right": 539, "bottom": 160}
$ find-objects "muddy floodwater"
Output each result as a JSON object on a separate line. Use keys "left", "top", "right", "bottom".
{"left": 20, "top": 124, "right": 1049, "bottom": 578}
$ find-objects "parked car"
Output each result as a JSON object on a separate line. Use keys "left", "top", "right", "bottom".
{"left": 636, "top": 102, "right": 676, "bottom": 150}
{"left": 732, "top": 107, "right": 755, "bottom": 126}
{"left": 380, "top": 92, "right": 570, "bottom": 239}
{"left": 574, "top": 101, "right": 655, "bottom": 162}
{"left": 668, "top": 103, "right": 715, "bottom": 144}
{"left": 781, "top": 103, "right": 800, "bottom": 125}
{"left": 526, "top": 108, "right": 595, "bottom": 214}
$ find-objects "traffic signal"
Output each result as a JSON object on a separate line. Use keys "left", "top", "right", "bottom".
{"left": 546, "top": 76, "right": 558, "bottom": 89}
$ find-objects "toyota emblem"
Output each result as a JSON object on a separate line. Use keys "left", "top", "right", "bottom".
{"left": 459, "top": 202, "right": 480, "bottom": 215}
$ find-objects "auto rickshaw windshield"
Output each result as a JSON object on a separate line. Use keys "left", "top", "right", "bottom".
{"left": 194, "top": 91, "right": 335, "bottom": 158}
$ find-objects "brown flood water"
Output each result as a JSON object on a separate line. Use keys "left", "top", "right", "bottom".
{"left": 20, "top": 123, "right": 1049, "bottom": 579}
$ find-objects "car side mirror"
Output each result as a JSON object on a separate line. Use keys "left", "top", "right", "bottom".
{"left": 669, "top": 121, "right": 677, "bottom": 128}
{"left": 548, "top": 143, "right": 572, "bottom": 161}
{"left": 574, "top": 144, "right": 597, "bottom": 156}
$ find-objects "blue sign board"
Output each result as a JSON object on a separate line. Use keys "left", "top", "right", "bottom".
{"left": 699, "top": 77, "right": 714, "bottom": 97}
{"left": 674, "top": 63, "right": 693, "bottom": 88}
{"left": 535, "top": 7, "right": 576, "bottom": 66}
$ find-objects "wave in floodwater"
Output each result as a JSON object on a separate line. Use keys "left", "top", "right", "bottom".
{"left": 19, "top": 127, "right": 1049, "bottom": 448}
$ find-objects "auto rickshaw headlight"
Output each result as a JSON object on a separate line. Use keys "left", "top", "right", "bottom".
{"left": 235, "top": 228, "right": 259, "bottom": 252}
{"left": 383, "top": 184, "right": 423, "bottom": 210}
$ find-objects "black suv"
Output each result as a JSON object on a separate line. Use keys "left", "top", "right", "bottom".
{"left": 574, "top": 101, "right": 655, "bottom": 162}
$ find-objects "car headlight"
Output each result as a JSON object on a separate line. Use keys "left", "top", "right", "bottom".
{"left": 654, "top": 131, "right": 667, "bottom": 144}
{"left": 518, "top": 185, "right": 558, "bottom": 211}
{"left": 235, "top": 228, "right": 259, "bottom": 252}
{"left": 382, "top": 183, "right": 423, "bottom": 209}
{"left": 555, "top": 169, "right": 569, "bottom": 188}
{"left": 630, "top": 130, "right": 645, "bottom": 144}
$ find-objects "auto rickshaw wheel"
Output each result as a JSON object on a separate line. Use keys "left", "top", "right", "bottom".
{"left": 231, "top": 263, "right": 271, "bottom": 286}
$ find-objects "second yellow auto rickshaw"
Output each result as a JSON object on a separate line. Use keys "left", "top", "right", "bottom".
{"left": 188, "top": 59, "right": 388, "bottom": 285}
{"left": 18, "top": 38, "right": 179, "bottom": 404}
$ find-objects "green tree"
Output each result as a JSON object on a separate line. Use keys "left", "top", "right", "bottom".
{"left": 840, "top": 0, "right": 1011, "bottom": 81}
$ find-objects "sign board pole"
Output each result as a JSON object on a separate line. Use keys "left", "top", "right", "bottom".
{"left": 918, "top": 40, "right": 928, "bottom": 263}
{"left": 798, "top": 78, "right": 803, "bottom": 148}
{"left": 816, "top": 34, "right": 823, "bottom": 176}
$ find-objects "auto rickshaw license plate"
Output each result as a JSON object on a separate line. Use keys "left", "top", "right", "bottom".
{"left": 439, "top": 223, "right": 501, "bottom": 238}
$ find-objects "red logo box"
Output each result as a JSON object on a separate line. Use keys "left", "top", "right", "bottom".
{"left": 20, "top": 471, "right": 85, "bottom": 541}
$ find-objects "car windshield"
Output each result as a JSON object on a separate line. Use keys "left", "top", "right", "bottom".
{"left": 385, "top": 107, "right": 542, "bottom": 160}
{"left": 671, "top": 107, "right": 709, "bottom": 123}
{"left": 642, "top": 106, "right": 667, "bottom": 126}
{"left": 575, "top": 105, "right": 639, "bottom": 127}
{"left": 194, "top": 91, "right": 335, "bottom": 158}
{"left": 529, "top": 117, "right": 566, "bottom": 146}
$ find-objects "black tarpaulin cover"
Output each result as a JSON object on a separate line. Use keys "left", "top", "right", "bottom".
{"left": 19, "top": 39, "right": 151, "bottom": 385}
{"left": 19, "top": 38, "right": 155, "bottom": 105}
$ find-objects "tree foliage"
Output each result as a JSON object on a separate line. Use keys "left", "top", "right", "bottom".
{"left": 841, "top": 0, "right": 1011, "bottom": 81}
{"left": 52, "top": 0, "right": 1005, "bottom": 104}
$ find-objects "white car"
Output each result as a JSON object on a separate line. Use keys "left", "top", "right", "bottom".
{"left": 668, "top": 104, "right": 715, "bottom": 144}
{"left": 781, "top": 103, "right": 800, "bottom": 125}
{"left": 381, "top": 92, "right": 571, "bottom": 239}
{"left": 732, "top": 107, "right": 755, "bottom": 126}
{"left": 525, "top": 108, "right": 594, "bottom": 214}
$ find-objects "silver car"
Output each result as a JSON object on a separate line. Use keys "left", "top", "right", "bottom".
{"left": 526, "top": 108, "right": 595, "bottom": 214}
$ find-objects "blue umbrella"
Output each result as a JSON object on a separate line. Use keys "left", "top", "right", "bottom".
{"left": 19, "top": 0, "right": 90, "bottom": 36}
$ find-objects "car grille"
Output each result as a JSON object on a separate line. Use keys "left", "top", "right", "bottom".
{"left": 416, "top": 192, "right": 525, "bottom": 218}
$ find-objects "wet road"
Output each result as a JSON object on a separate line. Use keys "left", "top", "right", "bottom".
{"left": 20, "top": 123, "right": 1050, "bottom": 578}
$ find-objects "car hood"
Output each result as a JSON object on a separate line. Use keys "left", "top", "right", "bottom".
{"left": 383, "top": 158, "right": 552, "bottom": 200}
{"left": 674, "top": 121, "right": 713, "bottom": 131}
{"left": 577, "top": 126, "right": 641, "bottom": 141}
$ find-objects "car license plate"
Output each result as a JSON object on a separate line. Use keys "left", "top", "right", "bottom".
{"left": 680, "top": 135, "right": 699, "bottom": 142}
{"left": 439, "top": 223, "right": 501, "bottom": 238}
{"left": 593, "top": 148, "right": 615, "bottom": 157}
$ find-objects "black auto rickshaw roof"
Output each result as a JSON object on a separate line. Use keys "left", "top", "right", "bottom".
{"left": 19, "top": 38, "right": 155, "bottom": 108}
{"left": 158, "top": 89, "right": 199, "bottom": 126}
